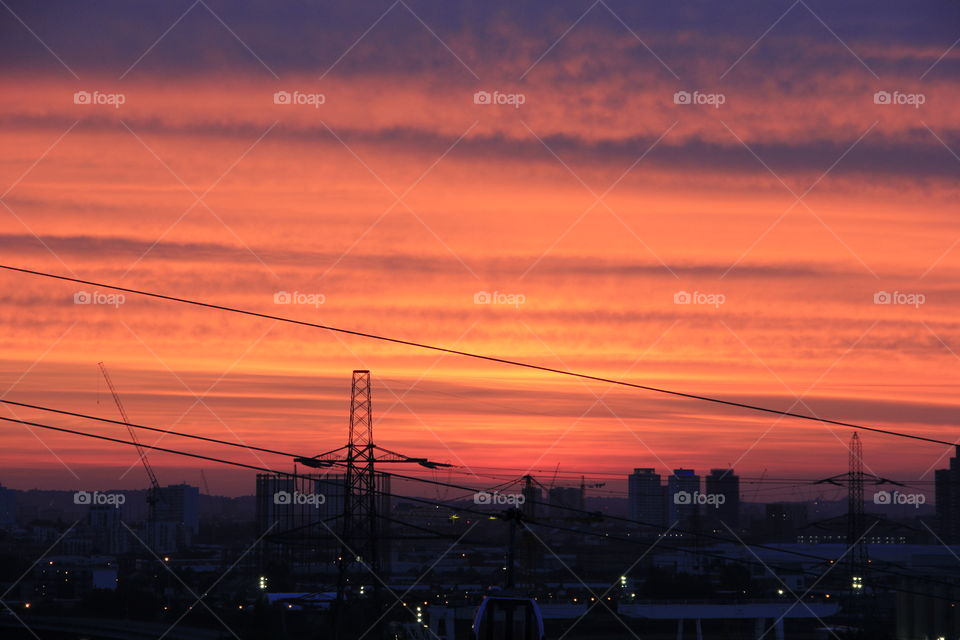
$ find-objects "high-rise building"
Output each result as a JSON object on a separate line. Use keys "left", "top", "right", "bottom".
{"left": 705, "top": 468, "right": 740, "bottom": 530}
{"left": 153, "top": 483, "right": 200, "bottom": 551}
{"left": 628, "top": 468, "right": 665, "bottom": 528}
{"left": 155, "top": 483, "right": 200, "bottom": 534}
{"left": 521, "top": 481, "right": 543, "bottom": 519}
{"left": 548, "top": 486, "right": 583, "bottom": 518}
{"left": 87, "top": 504, "right": 129, "bottom": 554}
{"left": 935, "top": 445, "right": 960, "bottom": 543}
{"left": 667, "top": 469, "right": 700, "bottom": 529}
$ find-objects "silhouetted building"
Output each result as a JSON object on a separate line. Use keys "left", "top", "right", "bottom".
{"left": 87, "top": 504, "right": 129, "bottom": 555}
{"left": 255, "top": 472, "right": 393, "bottom": 588}
{"left": 155, "top": 483, "right": 199, "bottom": 533}
{"left": 521, "top": 480, "right": 542, "bottom": 519}
{"left": 153, "top": 483, "right": 200, "bottom": 551}
{"left": 628, "top": 468, "right": 665, "bottom": 528}
{"left": 935, "top": 445, "right": 960, "bottom": 543}
{"left": 667, "top": 469, "right": 700, "bottom": 529}
{"left": 256, "top": 473, "right": 348, "bottom": 538}
{"left": 705, "top": 468, "right": 740, "bottom": 530}
{"left": 0, "top": 482, "right": 15, "bottom": 526}
{"left": 548, "top": 486, "right": 583, "bottom": 518}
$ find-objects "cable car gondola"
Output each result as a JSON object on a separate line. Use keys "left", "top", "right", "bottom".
{"left": 473, "top": 595, "right": 545, "bottom": 640}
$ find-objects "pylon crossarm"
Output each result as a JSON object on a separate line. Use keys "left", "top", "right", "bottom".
{"left": 372, "top": 445, "right": 452, "bottom": 467}
{"left": 295, "top": 456, "right": 342, "bottom": 468}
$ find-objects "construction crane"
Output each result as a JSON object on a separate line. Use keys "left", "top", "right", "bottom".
{"left": 750, "top": 468, "right": 767, "bottom": 502}
{"left": 98, "top": 362, "right": 161, "bottom": 536}
{"left": 548, "top": 463, "right": 561, "bottom": 490}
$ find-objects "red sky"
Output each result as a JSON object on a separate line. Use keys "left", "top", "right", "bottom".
{"left": 1, "top": 1, "right": 959, "bottom": 499}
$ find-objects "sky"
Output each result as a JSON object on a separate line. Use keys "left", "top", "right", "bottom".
{"left": 1, "top": 0, "right": 959, "bottom": 499}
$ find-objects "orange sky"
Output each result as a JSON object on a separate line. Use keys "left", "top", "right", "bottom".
{"left": 1, "top": 1, "right": 959, "bottom": 498}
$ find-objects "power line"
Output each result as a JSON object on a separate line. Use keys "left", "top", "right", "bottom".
{"left": 462, "top": 466, "right": 938, "bottom": 485}
{"left": 3, "top": 397, "right": 950, "bottom": 503}
{"left": 0, "top": 398, "right": 302, "bottom": 459}
{"left": 12, "top": 394, "right": 933, "bottom": 541}
{"left": 0, "top": 414, "right": 312, "bottom": 483}
{"left": 1, "top": 263, "right": 955, "bottom": 449}
{"left": 3, "top": 411, "right": 958, "bottom": 598}
{"left": 3, "top": 395, "right": 933, "bottom": 529}
{"left": 1, "top": 391, "right": 937, "bottom": 498}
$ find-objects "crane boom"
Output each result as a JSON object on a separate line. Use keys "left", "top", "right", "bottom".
{"left": 98, "top": 362, "right": 161, "bottom": 495}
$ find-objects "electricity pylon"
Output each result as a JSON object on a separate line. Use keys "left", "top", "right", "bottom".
{"left": 294, "top": 370, "right": 451, "bottom": 636}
